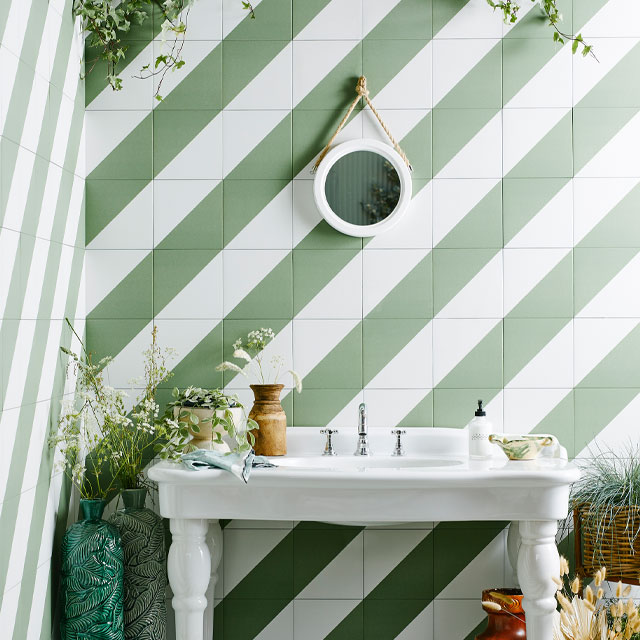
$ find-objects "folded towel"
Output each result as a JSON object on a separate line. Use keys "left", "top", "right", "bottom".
{"left": 181, "top": 449, "right": 277, "bottom": 483}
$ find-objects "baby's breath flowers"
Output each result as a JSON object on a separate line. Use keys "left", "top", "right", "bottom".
{"left": 553, "top": 556, "right": 640, "bottom": 640}
{"left": 217, "top": 328, "right": 303, "bottom": 393}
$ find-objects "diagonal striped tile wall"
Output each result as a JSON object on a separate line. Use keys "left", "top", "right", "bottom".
{"left": 0, "top": 0, "right": 86, "bottom": 638}
{"left": 81, "top": 0, "right": 640, "bottom": 638}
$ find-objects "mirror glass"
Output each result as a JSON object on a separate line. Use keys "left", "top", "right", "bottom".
{"left": 324, "top": 150, "right": 401, "bottom": 226}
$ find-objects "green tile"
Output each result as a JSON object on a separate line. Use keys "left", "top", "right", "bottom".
{"left": 433, "top": 248, "right": 497, "bottom": 315}
{"left": 156, "top": 46, "right": 222, "bottom": 110}
{"left": 532, "top": 390, "right": 575, "bottom": 458}
{"left": 579, "top": 324, "right": 640, "bottom": 389}
{"left": 222, "top": 40, "right": 289, "bottom": 105}
{"left": 433, "top": 388, "right": 501, "bottom": 429}
{"left": 438, "top": 42, "right": 502, "bottom": 109}
{"left": 293, "top": 249, "right": 359, "bottom": 315}
{"left": 398, "top": 392, "right": 433, "bottom": 427}
{"left": 368, "top": 254, "right": 433, "bottom": 319}
{"left": 157, "top": 182, "right": 223, "bottom": 250}
{"left": 438, "top": 183, "right": 502, "bottom": 248}
{"left": 507, "top": 111, "right": 573, "bottom": 178}
{"left": 363, "top": 600, "right": 428, "bottom": 639}
{"left": 574, "top": 388, "right": 639, "bottom": 453}
{"left": 326, "top": 603, "right": 364, "bottom": 640}
{"left": 223, "top": 180, "right": 289, "bottom": 245}
{"left": 505, "top": 0, "right": 572, "bottom": 38}
{"left": 226, "top": 255, "right": 293, "bottom": 319}
{"left": 227, "top": 0, "right": 292, "bottom": 40}
{"left": 508, "top": 253, "right": 573, "bottom": 318}
{"left": 437, "top": 322, "right": 503, "bottom": 389}
{"left": 303, "top": 325, "right": 363, "bottom": 390}
{"left": 366, "top": 0, "right": 432, "bottom": 39}
{"left": 502, "top": 39, "right": 560, "bottom": 105}
{"left": 86, "top": 179, "right": 149, "bottom": 245}
{"left": 153, "top": 110, "right": 219, "bottom": 177}
{"left": 3, "top": 58, "right": 35, "bottom": 145}
{"left": 503, "top": 178, "right": 569, "bottom": 245}
{"left": 227, "top": 113, "right": 292, "bottom": 181}
{"left": 432, "top": 109, "right": 495, "bottom": 176}
{"left": 363, "top": 319, "right": 425, "bottom": 386}
{"left": 152, "top": 249, "right": 218, "bottom": 314}
{"left": 400, "top": 112, "right": 432, "bottom": 180}
{"left": 292, "top": 0, "right": 333, "bottom": 37}
{"left": 504, "top": 318, "right": 567, "bottom": 384}
{"left": 222, "top": 600, "right": 291, "bottom": 639}
{"left": 293, "top": 389, "right": 361, "bottom": 426}
{"left": 295, "top": 219, "right": 363, "bottom": 250}
{"left": 574, "top": 248, "right": 637, "bottom": 314}
{"left": 573, "top": 0, "right": 608, "bottom": 36}
{"left": 432, "top": 0, "right": 468, "bottom": 36}
{"left": 86, "top": 318, "right": 152, "bottom": 363}
{"left": 573, "top": 108, "right": 637, "bottom": 176}
{"left": 293, "top": 529, "right": 361, "bottom": 594}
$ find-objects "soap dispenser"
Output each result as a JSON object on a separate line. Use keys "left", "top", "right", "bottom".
{"left": 468, "top": 400, "right": 493, "bottom": 460}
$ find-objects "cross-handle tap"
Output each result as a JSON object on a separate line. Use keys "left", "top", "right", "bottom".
{"left": 391, "top": 429, "right": 406, "bottom": 457}
{"left": 320, "top": 429, "right": 338, "bottom": 456}
{"left": 354, "top": 403, "right": 372, "bottom": 456}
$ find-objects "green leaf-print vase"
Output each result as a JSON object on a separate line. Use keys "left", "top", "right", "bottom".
{"left": 110, "top": 489, "right": 167, "bottom": 640}
{"left": 61, "top": 499, "right": 125, "bottom": 640}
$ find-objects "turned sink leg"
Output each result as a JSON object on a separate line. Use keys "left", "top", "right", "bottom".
{"left": 169, "top": 518, "right": 211, "bottom": 640}
{"left": 517, "top": 520, "right": 559, "bottom": 640}
{"left": 204, "top": 520, "right": 223, "bottom": 639}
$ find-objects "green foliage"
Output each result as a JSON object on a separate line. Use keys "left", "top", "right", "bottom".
{"left": 486, "top": 0, "right": 595, "bottom": 59}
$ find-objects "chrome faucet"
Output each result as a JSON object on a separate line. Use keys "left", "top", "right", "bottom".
{"left": 354, "top": 402, "right": 372, "bottom": 456}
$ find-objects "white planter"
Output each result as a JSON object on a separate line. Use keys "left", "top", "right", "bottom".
{"left": 173, "top": 406, "right": 243, "bottom": 453}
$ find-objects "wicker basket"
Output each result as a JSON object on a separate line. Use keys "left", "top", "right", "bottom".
{"left": 574, "top": 505, "right": 640, "bottom": 584}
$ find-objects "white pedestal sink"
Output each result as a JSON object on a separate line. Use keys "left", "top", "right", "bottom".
{"left": 148, "top": 427, "right": 579, "bottom": 640}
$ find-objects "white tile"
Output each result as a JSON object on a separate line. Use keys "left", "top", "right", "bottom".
{"left": 434, "top": 0, "right": 502, "bottom": 38}
{"left": 255, "top": 602, "right": 293, "bottom": 640}
{"left": 21, "top": 72, "right": 49, "bottom": 153}
{"left": 4, "top": 486, "right": 36, "bottom": 591}
{"left": 574, "top": 178, "right": 640, "bottom": 244}
{"left": 396, "top": 603, "right": 434, "bottom": 640}
{"left": 292, "top": 41, "right": 359, "bottom": 106}
{"left": 222, "top": 110, "right": 286, "bottom": 177}
{"left": 326, "top": 390, "right": 364, "bottom": 429}
{"left": 506, "top": 45, "right": 572, "bottom": 109}
{"left": 0, "top": 228, "right": 20, "bottom": 317}
{"left": 228, "top": 183, "right": 293, "bottom": 250}
{"left": 153, "top": 179, "right": 219, "bottom": 247}
{"left": 437, "top": 252, "right": 503, "bottom": 320}
{"left": 98, "top": 322, "right": 154, "bottom": 389}
{"left": 363, "top": 0, "right": 403, "bottom": 36}
{"left": 507, "top": 181, "right": 573, "bottom": 249}
{"left": 297, "top": 253, "right": 362, "bottom": 320}
{"left": 160, "top": 115, "right": 223, "bottom": 179}
{"left": 503, "top": 248, "right": 569, "bottom": 315}
{"left": 574, "top": 318, "right": 639, "bottom": 385}
{"left": 364, "top": 529, "right": 429, "bottom": 595}
{"left": 503, "top": 388, "right": 571, "bottom": 435}
{"left": 362, "top": 108, "right": 428, "bottom": 146}
{"left": 184, "top": 0, "right": 223, "bottom": 40}
{"left": 580, "top": 0, "right": 640, "bottom": 38}
{"left": 293, "top": 600, "right": 360, "bottom": 640}
{"left": 367, "top": 181, "right": 432, "bottom": 250}
{"left": 502, "top": 108, "right": 569, "bottom": 175}
{"left": 433, "top": 599, "right": 486, "bottom": 640}
{"left": 223, "top": 528, "right": 290, "bottom": 595}
{"left": 363, "top": 389, "right": 431, "bottom": 429}
{"left": 437, "top": 112, "right": 502, "bottom": 179}
{"left": 295, "top": 0, "right": 362, "bottom": 40}
{"left": 0, "top": 579, "right": 19, "bottom": 639}
{"left": 293, "top": 179, "right": 322, "bottom": 243}
{"left": 433, "top": 39, "right": 499, "bottom": 106}
{"left": 293, "top": 319, "right": 359, "bottom": 379}
{"left": 433, "top": 179, "right": 499, "bottom": 246}
{"left": 367, "top": 325, "right": 433, "bottom": 390}
{"left": 227, "top": 45, "right": 292, "bottom": 111}
{"left": 298, "top": 533, "right": 363, "bottom": 599}
{"left": 432, "top": 319, "right": 500, "bottom": 386}
{"left": 222, "top": 0, "right": 260, "bottom": 38}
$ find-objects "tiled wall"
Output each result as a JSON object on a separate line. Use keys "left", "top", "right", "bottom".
{"left": 0, "top": 0, "right": 85, "bottom": 638}
{"left": 83, "top": 0, "right": 640, "bottom": 638}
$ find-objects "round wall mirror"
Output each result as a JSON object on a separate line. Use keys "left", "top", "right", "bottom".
{"left": 313, "top": 139, "right": 412, "bottom": 237}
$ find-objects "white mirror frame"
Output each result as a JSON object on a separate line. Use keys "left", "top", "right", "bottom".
{"left": 313, "top": 138, "right": 413, "bottom": 238}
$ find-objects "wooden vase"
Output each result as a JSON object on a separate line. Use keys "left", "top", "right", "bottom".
{"left": 476, "top": 589, "right": 526, "bottom": 640}
{"left": 249, "top": 384, "right": 286, "bottom": 456}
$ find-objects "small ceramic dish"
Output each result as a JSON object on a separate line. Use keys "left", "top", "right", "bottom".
{"left": 488, "top": 433, "right": 557, "bottom": 460}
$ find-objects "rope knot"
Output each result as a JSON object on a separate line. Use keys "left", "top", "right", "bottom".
{"left": 356, "top": 76, "right": 369, "bottom": 98}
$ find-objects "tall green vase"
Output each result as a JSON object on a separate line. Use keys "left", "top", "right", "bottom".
{"left": 110, "top": 488, "right": 167, "bottom": 640}
{"left": 60, "top": 499, "right": 125, "bottom": 640}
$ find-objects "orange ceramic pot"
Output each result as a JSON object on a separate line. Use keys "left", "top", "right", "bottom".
{"left": 475, "top": 588, "right": 526, "bottom": 640}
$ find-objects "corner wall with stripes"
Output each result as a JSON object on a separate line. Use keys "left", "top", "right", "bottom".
{"left": 21, "top": 0, "right": 640, "bottom": 638}
{"left": 0, "top": 0, "right": 86, "bottom": 638}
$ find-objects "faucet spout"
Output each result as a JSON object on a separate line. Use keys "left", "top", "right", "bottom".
{"left": 355, "top": 402, "right": 371, "bottom": 456}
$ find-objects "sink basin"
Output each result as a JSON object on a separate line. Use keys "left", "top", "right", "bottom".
{"left": 272, "top": 456, "right": 464, "bottom": 470}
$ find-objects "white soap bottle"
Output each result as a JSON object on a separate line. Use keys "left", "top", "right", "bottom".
{"left": 468, "top": 400, "right": 493, "bottom": 460}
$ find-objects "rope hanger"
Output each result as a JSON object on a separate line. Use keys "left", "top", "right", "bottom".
{"left": 312, "top": 76, "right": 413, "bottom": 173}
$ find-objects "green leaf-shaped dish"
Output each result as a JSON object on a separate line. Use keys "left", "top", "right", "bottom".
{"left": 488, "top": 433, "right": 557, "bottom": 460}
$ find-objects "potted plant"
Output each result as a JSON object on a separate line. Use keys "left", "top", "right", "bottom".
{"left": 570, "top": 446, "right": 640, "bottom": 587}
{"left": 51, "top": 320, "right": 126, "bottom": 640}
{"left": 217, "top": 328, "right": 302, "bottom": 456}
{"left": 166, "top": 386, "right": 255, "bottom": 453}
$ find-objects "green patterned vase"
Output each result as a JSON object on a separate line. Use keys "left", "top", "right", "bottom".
{"left": 60, "top": 499, "right": 125, "bottom": 640}
{"left": 110, "top": 488, "right": 167, "bottom": 640}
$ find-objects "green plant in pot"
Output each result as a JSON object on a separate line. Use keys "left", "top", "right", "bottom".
{"left": 166, "top": 386, "right": 257, "bottom": 453}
